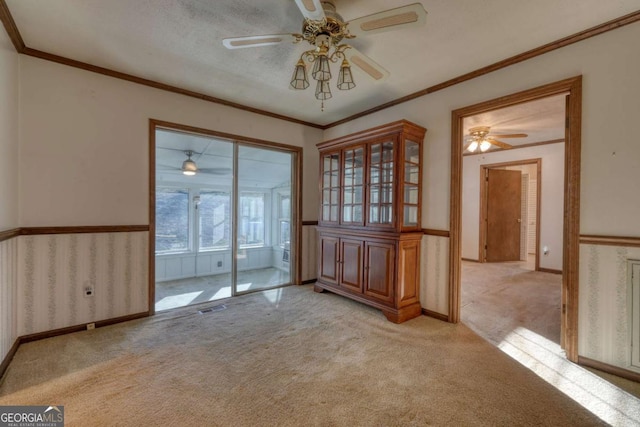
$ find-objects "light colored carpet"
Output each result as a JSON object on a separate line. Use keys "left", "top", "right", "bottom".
{"left": 1, "top": 285, "right": 607, "bottom": 426}
{"left": 461, "top": 259, "right": 561, "bottom": 346}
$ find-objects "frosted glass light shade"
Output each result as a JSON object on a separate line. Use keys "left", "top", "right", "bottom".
{"left": 290, "top": 59, "right": 309, "bottom": 90}
{"left": 182, "top": 159, "right": 197, "bottom": 176}
{"left": 315, "top": 80, "right": 332, "bottom": 100}
{"left": 337, "top": 59, "right": 355, "bottom": 90}
{"left": 312, "top": 55, "right": 331, "bottom": 81}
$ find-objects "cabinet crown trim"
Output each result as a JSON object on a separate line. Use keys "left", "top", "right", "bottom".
{"left": 317, "top": 120, "right": 426, "bottom": 150}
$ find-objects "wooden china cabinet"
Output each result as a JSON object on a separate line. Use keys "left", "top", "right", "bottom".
{"left": 315, "top": 120, "right": 426, "bottom": 323}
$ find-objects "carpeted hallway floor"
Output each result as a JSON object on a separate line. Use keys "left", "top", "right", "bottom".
{"left": 0, "top": 284, "right": 613, "bottom": 426}
{"left": 461, "top": 259, "right": 640, "bottom": 400}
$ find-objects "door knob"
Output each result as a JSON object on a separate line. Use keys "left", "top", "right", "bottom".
{"left": 517, "top": 218, "right": 521, "bottom": 223}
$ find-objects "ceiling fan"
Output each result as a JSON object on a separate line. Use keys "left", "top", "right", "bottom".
{"left": 222, "top": 0, "right": 427, "bottom": 109}
{"left": 464, "top": 126, "right": 528, "bottom": 153}
{"left": 157, "top": 150, "right": 232, "bottom": 176}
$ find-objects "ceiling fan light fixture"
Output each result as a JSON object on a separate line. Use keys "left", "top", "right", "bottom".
{"left": 182, "top": 150, "right": 198, "bottom": 176}
{"left": 290, "top": 58, "right": 310, "bottom": 90}
{"left": 479, "top": 139, "right": 492, "bottom": 152}
{"left": 337, "top": 59, "right": 355, "bottom": 90}
{"left": 467, "top": 141, "right": 478, "bottom": 152}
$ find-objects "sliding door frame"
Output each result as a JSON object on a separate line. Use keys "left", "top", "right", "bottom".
{"left": 148, "top": 119, "right": 303, "bottom": 315}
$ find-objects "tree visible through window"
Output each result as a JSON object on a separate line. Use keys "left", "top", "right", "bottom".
{"left": 279, "top": 194, "right": 291, "bottom": 247}
{"left": 156, "top": 188, "right": 189, "bottom": 252}
{"left": 239, "top": 193, "right": 264, "bottom": 246}
{"left": 199, "top": 191, "right": 231, "bottom": 250}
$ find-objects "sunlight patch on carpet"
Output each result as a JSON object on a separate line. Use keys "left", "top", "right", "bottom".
{"left": 499, "top": 327, "right": 640, "bottom": 426}
{"left": 156, "top": 291, "right": 203, "bottom": 311}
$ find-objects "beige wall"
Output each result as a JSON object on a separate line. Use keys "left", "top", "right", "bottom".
{"left": 462, "top": 143, "right": 565, "bottom": 270}
{"left": 0, "top": 29, "right": 19, "bottom": 362}
{"left": 324, "top": 21, "right": 640, "bottom": 369}
{"left": 19, "top": 56, "right": 323, "bottom": 227}
{"left": 13, "top": 55, "right": 322, "bottom": 336}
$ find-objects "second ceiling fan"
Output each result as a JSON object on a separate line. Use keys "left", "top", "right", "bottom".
{"left": 465, "top": 126, "right": 528, "bottom": 153}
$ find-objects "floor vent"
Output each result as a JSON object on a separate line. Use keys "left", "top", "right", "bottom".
{"left": 199, "top": 305, "right": 227, "bottom": 314}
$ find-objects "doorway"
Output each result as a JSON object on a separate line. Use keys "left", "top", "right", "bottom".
{"left": 149, "top": 120, "right": 301, "bottom": 313}
{"left": 450, "top": 76, "right": 582, "bottom": 361}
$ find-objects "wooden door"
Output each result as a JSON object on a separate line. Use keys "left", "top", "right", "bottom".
{"left": 340, "top": 239, "right": 364, "bottom": 291}
{"left": 318, "top": 235, "right": 339, "bottom": 285}
{"left": 486, "top": 169, "right": 521, "bottom": 262}
{"left": 364, "top": 241, "right": 395, "bottom": 302}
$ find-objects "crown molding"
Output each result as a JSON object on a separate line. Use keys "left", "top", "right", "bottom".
{"left": 1, "top": 1, "right": 639, "bottom": 130}
{"left": 324, "top": 9, "right": 640, "bottom": 128}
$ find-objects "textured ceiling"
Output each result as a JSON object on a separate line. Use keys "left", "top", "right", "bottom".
{"left": 5, "top": 0, "right": 640, "bottom": 125}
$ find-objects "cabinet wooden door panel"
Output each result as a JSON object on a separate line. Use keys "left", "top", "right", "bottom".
{"left": 319, "top": 235, "right": 339, "bottom": 285}
{"left": 364, "top": 241, "right": 395, "bottom": 303}
{"left": 340, "top": 239, "right": 364, "bottom": 291}
{"left": 397, "top": 239, "right": 420, "bottom": 305}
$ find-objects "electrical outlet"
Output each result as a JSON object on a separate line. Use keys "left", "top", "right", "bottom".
{"left": 84, "top": 286, "right": 94, "bottom": 297}
{"left": 86, "top": 323, "right": 95, "bottom": 330}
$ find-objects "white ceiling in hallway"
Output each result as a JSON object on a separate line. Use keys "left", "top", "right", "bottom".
{"left": 5, "top": 1, "right": 639, "bottom": 125}
{"left": 463, "top": 94, "right": 567, "bottom": 152}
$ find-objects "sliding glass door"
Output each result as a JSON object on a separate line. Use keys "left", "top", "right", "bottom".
{"left": 154, "top": 128, "right": 296, "bottom": 311}
{"left": 234, "top": 145, "right": 293, "bottom": 294}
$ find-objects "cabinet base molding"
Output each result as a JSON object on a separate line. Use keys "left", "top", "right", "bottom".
{"left": 314, "top": 282, "right": 422, "bottom": 323}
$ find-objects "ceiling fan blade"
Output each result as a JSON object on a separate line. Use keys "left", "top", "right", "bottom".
{"left": 489, "top": 139, "right": 514, "bottom": 149}
{"left": 222, "top": 34, "right": 296, "bottom": 49}
{"left": 198, "top": 168, "right": 233, "bottom": 175}
{"left": 490, "top": 133, "right": 528, "bottom": 138}
{"left": 347, "top": 3, "right": 427, "bottom": 37}
{"left": 294, "top": 0, "right": 325, "bottom": 21}
{"left": 344, "top": 47, "right": 389, "bottom": 82}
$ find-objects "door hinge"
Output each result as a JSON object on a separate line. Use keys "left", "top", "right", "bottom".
{"left": 562, "top": 304, "right": 567, "bottom": 314}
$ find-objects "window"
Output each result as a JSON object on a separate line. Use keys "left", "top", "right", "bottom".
{"left": 156, "top": 188, "right": 189, "bottom": 252}
{"left": 199, "top": 191, "right": 231, "bottom": 250}
{"left": 278, "top": 194, "right": 291, "bottom": 247}
{"left": 239, "top": 192, "right": 265, "bottom": 246}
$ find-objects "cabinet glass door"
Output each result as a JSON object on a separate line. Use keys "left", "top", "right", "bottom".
{"left": 321, "top": 152, "right": 340, "bottom": 223}
{"left": 368, "top": 141, "right": 394, "bottom": 227}
{"left": 403, "top": 140, "right": 420, "bottom": 227}
{"left": 341, "top": 146, "right": 364, "bottom": 225}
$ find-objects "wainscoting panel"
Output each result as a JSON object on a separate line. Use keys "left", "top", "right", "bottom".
{"left": 579, "top": 243, "right": 640, "bottom": 371}
{"left": 0, "top": 237, "right": 18, "bottom": 362}
{"left": 421, "top": 235, "right": 449, "bottom": 315}
{"left": 16, "top": 232, "right": 148, "bottom": 336}
{"left": 301, "top": 225, "right": 317, "bottom": 282}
